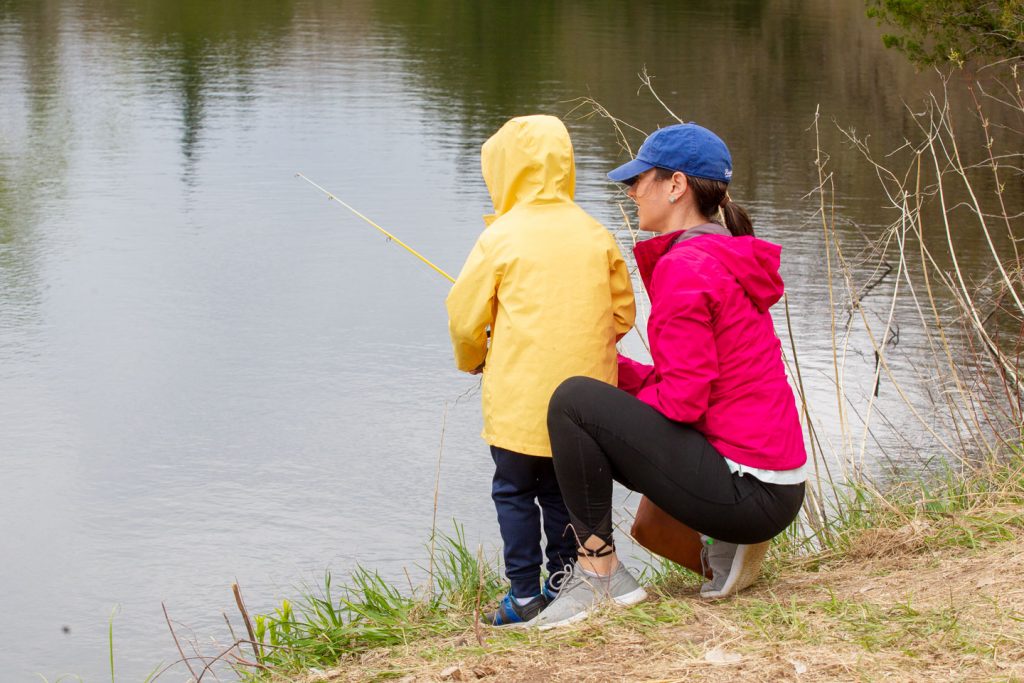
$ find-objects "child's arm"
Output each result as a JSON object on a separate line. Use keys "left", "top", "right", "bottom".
{"left": 445, "top": 239, "right": 498, "bottom": 373}
{"left": 608, "top": 245, "right": 636, "bottom": 341}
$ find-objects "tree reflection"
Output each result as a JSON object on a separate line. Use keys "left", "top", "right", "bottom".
{"left": 79, "top": 0, "right": 295, "bottom": 177}
{"left": 0, "top": 0, "right": 1018, "bottom": 282}
{"left": 0, "top": 0, "right": 70, "bottom": 308}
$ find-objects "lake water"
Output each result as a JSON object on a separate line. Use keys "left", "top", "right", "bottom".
{"left": 1, "top": 1, "right": 1018, "bottom": 679}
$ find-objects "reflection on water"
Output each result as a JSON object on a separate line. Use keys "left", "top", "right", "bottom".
{"left": 0, "top": 0, "right": 1020, "bottom": 679}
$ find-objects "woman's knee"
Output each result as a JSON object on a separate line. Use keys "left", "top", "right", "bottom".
{"left": 548, "top": 376, "right": 603, "bottom": 421}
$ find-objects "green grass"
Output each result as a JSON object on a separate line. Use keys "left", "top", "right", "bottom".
{"left": 247, "top": 525, "right": 504, "bottom": 674}
{"left": 738, "top": 594, "right": 813, "bottom": 643}
{"left": 735, "top": 591, "right": 968, "bottom": 657}
{"left": 769, "top": 453, "right": 1024, "bottom": 568}
{"left": 237, "top": 455, "right": 1024, "bottom": 679}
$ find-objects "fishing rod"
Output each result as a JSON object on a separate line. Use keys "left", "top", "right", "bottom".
{"left": 296, "top": 172, "right": 455, "bottom": 284}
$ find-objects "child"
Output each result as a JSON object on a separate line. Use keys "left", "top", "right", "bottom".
{"left": 446, "top": 115, "right": 635, "bottom": 625}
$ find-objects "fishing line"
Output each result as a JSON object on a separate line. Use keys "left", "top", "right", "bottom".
{"left": 296, "top": 173, "right": 455, "bottom": 283}
{"left": 298, "top": 172, "right": 490, "bottom": 375}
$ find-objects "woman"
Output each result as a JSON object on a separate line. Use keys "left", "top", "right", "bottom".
{"left": 532, "top": 123, "right": 807, "bottom": 629}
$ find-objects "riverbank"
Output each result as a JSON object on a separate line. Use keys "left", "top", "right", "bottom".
{"left": 243, "top": 456, "right": 1024, "bottom": 682}
{"left": 315, "top": 536, "right": 1024, "bottom": 682}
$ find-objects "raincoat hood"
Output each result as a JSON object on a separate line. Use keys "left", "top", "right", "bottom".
{"left": 480, "top": 115, "right": 576, "bottom": 221}
{"left": 688, "top": 234, "right": 784, "bottom": 312}
{"left": 634, "top": 229, "right": 784, "bottom": 312}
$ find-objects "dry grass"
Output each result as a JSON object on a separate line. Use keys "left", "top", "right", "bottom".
{"left": 293, "top": 500, "right": 1024, "bottom": 683}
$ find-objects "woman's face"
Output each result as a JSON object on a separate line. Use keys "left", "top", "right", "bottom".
{"left": 626, "top": 169, "right": 673, "bottom": 233}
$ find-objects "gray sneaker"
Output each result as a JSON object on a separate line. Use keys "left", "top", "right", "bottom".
{"left": 528, "top": 561, "right": 647, "bottom": 630}
{"left": 699, "top": 535, "right": 770, "bottom": 599}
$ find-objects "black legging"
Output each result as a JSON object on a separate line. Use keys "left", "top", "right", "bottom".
{"left": 546, "top": 376, "right": 805, "bottom": 547}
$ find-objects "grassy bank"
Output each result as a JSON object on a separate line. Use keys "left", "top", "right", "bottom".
{"left": 179, "top": 454, "right": 1021, "bottom": 682}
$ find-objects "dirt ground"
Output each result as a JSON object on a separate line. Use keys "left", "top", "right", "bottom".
{"left": 307, "top": 523, "right": 1024, "bottom": 683}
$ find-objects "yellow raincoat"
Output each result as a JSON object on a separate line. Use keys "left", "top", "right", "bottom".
{"left": 446, "top": 115, "right": 635, "bottom": 457}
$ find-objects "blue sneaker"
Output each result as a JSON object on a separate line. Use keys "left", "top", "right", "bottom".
{"left": 484, "top": 591, "right": 549, "bottom": 626}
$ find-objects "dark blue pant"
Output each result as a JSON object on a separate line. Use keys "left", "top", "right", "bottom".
{"left": 490, "top": 446, "right": 576, "bottom": 598}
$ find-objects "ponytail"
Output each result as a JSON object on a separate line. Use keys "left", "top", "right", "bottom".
{"left": 719, "top": 193, "right": 754, "bottom": 237}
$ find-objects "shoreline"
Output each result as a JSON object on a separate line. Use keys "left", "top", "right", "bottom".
{"left": 239, "top": 456, "right": 1024, "bottom": 682}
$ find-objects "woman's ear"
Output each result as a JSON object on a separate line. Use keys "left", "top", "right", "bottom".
{"left": 671, "top": 171, "right": 689, "bottom": 198}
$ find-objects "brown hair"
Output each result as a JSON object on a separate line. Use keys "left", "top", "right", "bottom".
{"left": 654, "top": 168, "right": 754, "bottom": 237}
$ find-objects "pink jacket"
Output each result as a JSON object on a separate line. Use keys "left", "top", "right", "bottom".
{"left": 618, "top": 226, "right": 807, "bottom": 471}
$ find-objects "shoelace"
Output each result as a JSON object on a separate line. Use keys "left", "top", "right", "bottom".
{"left": 554, "top": 562, "right": 598, "bottom": 597}
{"left": 545, "top": 562, "right": 576, "bottom": 598}
{"left": 550, "top": 560, "right": 623, "bottom": 601}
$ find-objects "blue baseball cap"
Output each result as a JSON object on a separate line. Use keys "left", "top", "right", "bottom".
{"left": 608, "top": 123, "right": 733, "bottom": 184}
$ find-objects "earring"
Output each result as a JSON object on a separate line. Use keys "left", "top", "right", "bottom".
{"left": 668, "top": 195, "right": 677, "bottom": 204}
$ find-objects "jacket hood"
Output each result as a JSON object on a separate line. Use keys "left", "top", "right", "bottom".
{"left": 689, "top": 235, "right": 784, "bottom": 311}
{"left": 480, "top": 115, "right": 576, "bottom": 221}
{"left": 634, "top": 229, "right": 784, "bottom": 312}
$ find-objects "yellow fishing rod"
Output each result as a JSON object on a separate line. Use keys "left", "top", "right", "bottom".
{"left": 296, "top": 173, "right": 455, "bottom": 284}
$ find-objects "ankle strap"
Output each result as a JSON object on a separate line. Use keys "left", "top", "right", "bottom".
{"left": 579, "top": 539, "right": 615, "bottom": 558}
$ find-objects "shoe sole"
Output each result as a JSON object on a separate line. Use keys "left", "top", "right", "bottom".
{"left": 485, "top": 607, "right": 548, "bottom": 629}
{"left": 699, "top": 540, "right": 770, "bottom": 600}
{"left": 486, "top": 620, "right": 532, "bottom": 630}
{"left": 535, "top": 586, "right": 648, "bottom": 631}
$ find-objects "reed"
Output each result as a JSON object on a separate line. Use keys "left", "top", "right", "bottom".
{"left": 799, "top": 63, "right": 1024, "bottom": 524}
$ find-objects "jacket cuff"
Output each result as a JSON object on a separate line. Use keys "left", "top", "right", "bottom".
{"left": 617, "top": 354, "right": 655, "bottom": 395}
